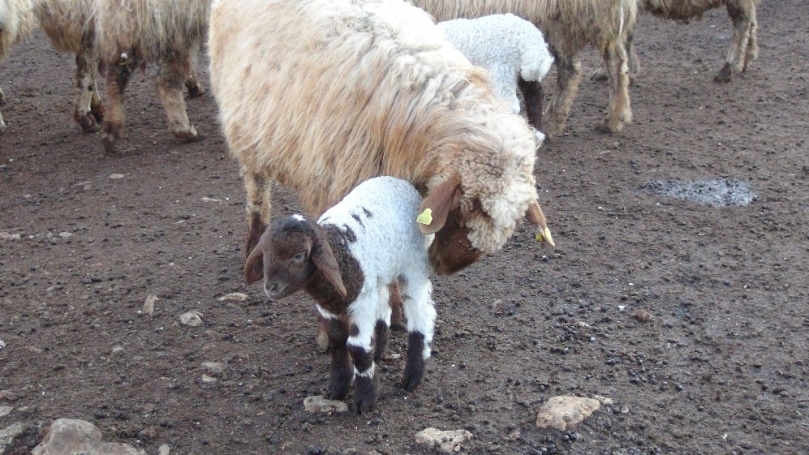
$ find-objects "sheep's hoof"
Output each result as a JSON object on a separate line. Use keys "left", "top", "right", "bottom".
{"left": 0, "top": 121, "right": 6, "bottom": 136}
{"left": 173, "top": 129, "right": 203, "bottom": 143}
{"left": 91, "top": 104, "right": 106, "bottom": 124}
{"left": 589, "top": 67, "right": 609, "bottom": 82}
{"left": 353, "top": 377, "right": 377, "bottom": 415}
{"left": 714, "top": 64, "right": 733, "bottom": 83}
{"left": 186, "top": 85, "right": 206, "bottom": 98}
{"left": 76, "top": 112, "right": 101, "bottom": 133}
{"left": 596, "top": 120, "right": 622, "bottom": 135}
{"left": 102, "top": 135, "right": 119, "bottom": 155}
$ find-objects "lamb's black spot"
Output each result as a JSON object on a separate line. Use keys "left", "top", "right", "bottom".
{"left": 351, "top": 213, "right": 364, "bottom": 228}
{"left": 361, "top": 207, "right": 373, "bottom": 218}
{"left": 349, "top": 323, "right": 360, "bottom": 337}
{"left": 342, "top": 225, "right": 357, "bottom": 243}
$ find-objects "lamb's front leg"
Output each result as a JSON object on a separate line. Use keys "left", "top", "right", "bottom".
{"left": 400, "top": 277, "right": 436, "bottom": 392}
{"left": 321, "top": 308, "right": 352, "bottom": 400}
{"left": 346, "top": 295, "right": 381, "bottom": 414}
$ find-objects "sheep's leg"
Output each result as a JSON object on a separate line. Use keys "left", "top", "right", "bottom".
{"left": 242, "top": 169, "right": 271, "bottom": 258}
{"left": 346, "top": 293, "right": 381, "bottom": 414}
{"left": 321, "top": 308, "right": 352, "bottom": 400}
{"left": 542, "top": 56, "right": 581, "bottom": 138}
{"left": 156, "top": 57, "right": 200, "bottom": 141}
{"left": 184, "top": 42, "right": 206, "bottom": 98}
{"left": 716, "top": 2, "right": 757, "bottom": 82}
{"left": 102, "top": 62, "right": 134, "bottom": 154}
{"left": 0, "top": 88, "right": 6, "bottom": 135}
{"left": 591, "top": 32, "right": 639, "bottom": 85}
{"left": 73, "top": 53, "right": 104, "bottom": 133}
{"left": 373, "top": 286, "right": 393, "bottom": 362}
{"left": 400, "top": 278, "right": 436, "bottom": 392}
{"left": 388, "top": 281, "right": 406, "bottom": 332}
{"left": 742, "top": 5, "right": 759, "bottom": 71}
{"left": 517, "top": 77, "right": 544, "bottom": 134}
{"left": 597, "top": 41, "right": 632, "bottom": 134}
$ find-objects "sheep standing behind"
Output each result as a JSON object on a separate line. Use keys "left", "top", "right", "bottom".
{"left": 410, "top": 0, "right": 639, "bottom": 137}
{"left": 592, "top": 0, "right": 760, "bottom": 83}
{"left": 437, "top": 13, "right": 554, "bottom": 142}
{"left": 0, "top": 0, "right": 35, "bottom": 135}
{"left": 94, "top": 0, "right": 210, "bottom": 153}
{"left": 209, "top": 0, "right": 553, "bottom": 278}
{"left": 245, "top": 177, "right": 438, "bottom": 413}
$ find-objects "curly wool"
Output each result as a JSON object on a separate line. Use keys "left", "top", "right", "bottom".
{"left": 438, "top": 14, "right": 553, "bottom": 114}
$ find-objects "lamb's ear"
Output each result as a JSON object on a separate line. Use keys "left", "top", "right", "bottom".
{"left": 418, "top": 175, "right": 463, "bottom": 234}
{"left": 311, "top": 227, "right": 348, "bottom": 298}
{"left": 244, "top": 245, "right": 265, "bottom": 285}
{"left": 525, "top": 201, "right": 555, "bottom": 247}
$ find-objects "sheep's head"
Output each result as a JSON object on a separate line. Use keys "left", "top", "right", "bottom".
{"left": 244, "top": 215, "right": 347, "bottom": 299}
{"left": 419, "top": 167, "right": 552, "bottom": 276}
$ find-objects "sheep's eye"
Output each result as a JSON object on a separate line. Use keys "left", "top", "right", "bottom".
{"left": 292, "top": 252, "right": 306, "bottom": 262}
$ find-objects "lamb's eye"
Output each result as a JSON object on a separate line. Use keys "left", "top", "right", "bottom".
{"left": 293, "top": 252, "right": 306, "bottom": 262}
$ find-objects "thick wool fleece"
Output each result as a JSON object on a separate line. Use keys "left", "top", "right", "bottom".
{"left": 209, "top": 0, "right": 540, "bottom": 256}
{"left": 317, "top": 176, "right": 436, "bottom": 358}
{"left": 1, "top": 0, "right": 35, "bottom": 60}
{"left": 438, "top": 14, "right": 553, "bottom": 114}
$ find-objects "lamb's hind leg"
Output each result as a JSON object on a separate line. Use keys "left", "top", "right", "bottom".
{"left": 74, "top": 52, "right": 105, "bottom": 133}
{"left": 597, "top": 40, "right": 632, "bottom": 134}
{"left": 0, "top": 88, "right": 6, "bottom": 135}
{"left": 399, "top": 276, "right": 436, "bottom": 392}
{"left": 542, "top": 56, "right": 581, "bottom": 138}
{"left": 156, "top": 56, "right": 200, "bottom": 142}
{"left": 715, "top": 1, "right": 757, "bottom": 82}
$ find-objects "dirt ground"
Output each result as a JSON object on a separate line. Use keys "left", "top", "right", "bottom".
{"left": 1, "top": 2, "right": 808, "bottom": 454}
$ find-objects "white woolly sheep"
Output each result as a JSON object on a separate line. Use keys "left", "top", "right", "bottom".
{"left": 209, "top": 0, "right": 554, "bottom": 278}
{"left": 0, "top": 0, "right": 35, "bottom": 135}
{"left": 245, "top": 177, "right": 438, "bottom": 413}
{"left": 437, "top": 13, "right": 554, "bottom": 142}
{"left": 94, "top": 0, "right": 210, "bottom": 153}
{"left": 410, "top": 0, "right": 639, "bottom": 137}
{"left": 623, "top": 0, "right": 760, "bottom": 83}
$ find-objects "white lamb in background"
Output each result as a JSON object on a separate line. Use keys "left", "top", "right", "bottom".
{"left": 437, "top": 13, "right": 554, "bottom": 143}
{"left": 245, "top": 176, "right": 437, "bottom": 414}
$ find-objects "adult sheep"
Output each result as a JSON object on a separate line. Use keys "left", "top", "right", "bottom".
{"left": 409, "top": 0, "right": 639, "bottom": 137}
{"left": 0, "top": 0, "right": 35, "bottom": 135}
{"left": 33, "top": 0, "right": 206, "bottom": 136}
{"left": 94, "top": 0, "right": 209, "bottom": 153}
{"left": 209, "top": 0, "right": 553, "bottom": 278}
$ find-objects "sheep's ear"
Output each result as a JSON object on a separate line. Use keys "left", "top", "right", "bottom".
{"left": 311, "top": 227, "right": 348, "bottom": 298}
{"left": 418, "top": 175, "right": 463, "bottom": 234}
{"left": 244, "top": 245, "right": 265, "bottom": 285}
{"left": 525, "top": 201, "right": 555, "bottom": 247}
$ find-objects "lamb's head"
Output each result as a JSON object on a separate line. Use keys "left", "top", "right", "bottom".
{"left": 419, "top": 116, "right": 553, "bottom": 275}
{"left": 244, "top": 215, "right": 347, "bottom": 299}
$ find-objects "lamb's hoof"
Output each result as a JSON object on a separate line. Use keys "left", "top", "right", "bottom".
{"left": 541, "top": 120, "right": 564, "bottom": 140}
{"left": 0, "top": 121, "right": 6, "bottom": 136}
{"left": 596, "top": 120, "right": 622, "bottom": 135}
{"left": 76, "top": 112, "right": 101, "bottom": 133}
{"left": 353, "top": 378, "right": 377, "bottom": 415}
{"left": 92, "top": 105, "right": 106, "bottom": 124}
{"left": 401, "top": 362, "right": 425, "bottom": 392}
{"left": 714, "top": 64, "right": 733, "bottom": 83}
{"left": 0, "top": 89, "right": 6, "bottom": 105}
{"left": 186, "top": 86, "right": 206, "bottom": 98}
{"left": 589, "top": 68, "right": 609, "bottom": 82}
{"left": 390, "top": 320, "right": 407, "bottom": 332}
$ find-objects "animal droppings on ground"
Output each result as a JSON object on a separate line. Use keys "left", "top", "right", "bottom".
{"left": 640, "top": 178, "right": 756, "bottom": 207}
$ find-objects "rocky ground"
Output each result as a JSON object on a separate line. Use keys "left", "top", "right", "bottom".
{"left": 1, "top": 1, "right": 808, "bottom": 454}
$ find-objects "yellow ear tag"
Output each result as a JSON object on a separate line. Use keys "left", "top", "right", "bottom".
{"left": 416, "top": 208, "right": 433, "bottom": 225}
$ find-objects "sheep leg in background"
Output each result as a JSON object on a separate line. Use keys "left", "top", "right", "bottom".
{"left": 542, "top": 57, "right": 581, "bottom": 138}
{"left": 373, "top": 285, "right": 393, "bottom": 361}
{"left": 716, "top": 2, "right": 758, "bottom": 82}
{"left": 0, "top": 88, "right": 5, "bottom": 135}
{"left": 102, "top": 62, "right": 134, "bottom": 154}
{"left": 388, "top": 281, "right": 406, "bottom": 331}
{"left": 400, "top": 277, "right": 436, "bottom": 392}
{"left": 591, "top": 32, "right": 639, "bottom": 85}
{"left": 184, "top": 42, "right": 206, "bottom": 98}
{"left": 156, "top": 57, "right": 200, "bottom": 141}
{"left": 518, "top": 77, "right": 543, "bottom": 132}
{"left": 346, "top": 305, "right": 380, "bottom": 414}
{"left": 242, "top": 171, "right": 271, "bottom": 257}
{"left": 73, "top": 53, "right": 105, "bottom": 133}
{"left": 322, "top": 311, "right": 352, "bottom": 400}
{"left": 597, "top": 41, "right": 632, "bottom": 134}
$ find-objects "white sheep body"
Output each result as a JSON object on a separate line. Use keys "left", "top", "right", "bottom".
{"left": 437, "top": 13, "right": 553, "bottom": 141}
{"left": 316, "top": 176, "right": 436, "bottom": 362}
{"left": 410, "top": 0, "right": 639, "bottom": 136}
{"left": 0, "top": 0, "right": 35, "bottom": 134}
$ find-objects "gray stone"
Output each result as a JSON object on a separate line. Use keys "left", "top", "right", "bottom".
{"left": 414, "top": 427, "right": 473, "bottom": 453}
{"left": 536, "top": 396, "right": 601, "bottom": 431}
{"left": 303, "top": 395, "right": 348, "bottom": 414}
{"left": 31, "top": 418, "right": 146, "bottom": 455}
